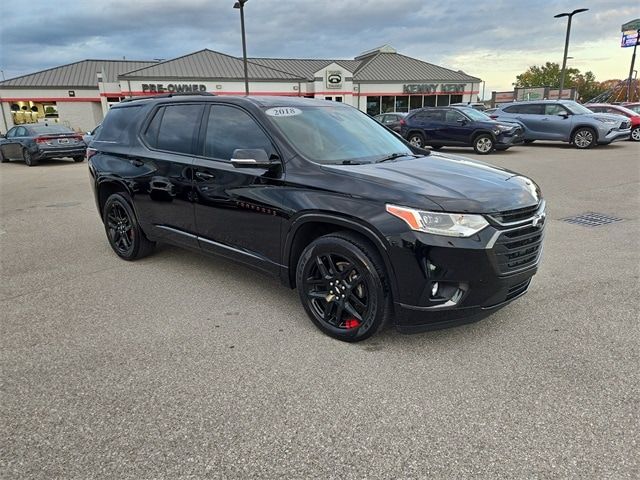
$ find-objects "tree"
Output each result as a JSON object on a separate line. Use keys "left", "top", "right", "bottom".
{"left": 514, "top": 62, "right": 606, "bottom": 101}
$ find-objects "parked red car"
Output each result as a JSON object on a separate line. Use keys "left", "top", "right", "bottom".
{"left": 587, "top": 103, "right": 640, "bottom": 141}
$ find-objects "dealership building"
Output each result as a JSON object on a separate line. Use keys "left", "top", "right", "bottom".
{"left": 0, "top": 45, "right": 481, "bottom": 133}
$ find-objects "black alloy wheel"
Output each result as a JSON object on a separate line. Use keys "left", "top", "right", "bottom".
{"left": 296, "top": 232, "right": 390, "bottom": 342}
{"left": 103, "top": 193, "right": 155, "bottom": 260}
{"left": 23, "top": 148, "right": 38, "bottom": 166}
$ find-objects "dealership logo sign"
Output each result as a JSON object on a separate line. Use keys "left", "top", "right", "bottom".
{"left": 403, "top": 83, "right": 466, "bottom": 94}
{"left": 326, "top": 71, "right": 343, "bottom": 89}
{"left": 142, "top": 83, "right": 207, "bottom": 93}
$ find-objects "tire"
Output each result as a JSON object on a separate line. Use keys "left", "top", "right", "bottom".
{"left": 23, "top": 148, "right": 38, "bottom": 166}
{"left": 102, "top": 193, "right": 155, "bottom": 260}
{"left": 0, "top": 148, "right": 7, "bottom": 163}
{"left": 407, "top": 132, "right": 426, "bottom": 148}
{"left": 631, "top": 126, "right": 640, "bottom": 142}
{"left": 296, "top": 231, "right": 392, "bottom": 342}
{"left": 572, "top": 127, "right": 596, "bottom": 149}
{"left": 473, "top": 134, "right": 494, "bottom": 154}
{"left": 523, "top": 139, "right": 535, "bottom": 144}
{"left": 73, "top": 156, "right": 85, "bottom": 162}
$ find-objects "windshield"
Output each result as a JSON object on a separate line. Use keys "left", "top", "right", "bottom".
{"left": 460, "top": 108, "right": 491, "bottom": 121}
{"left": 265, "top": 105, "right": 413, "bottom": 164}
{"left": 563, "top": 102, "right": 594, "bottom": 115}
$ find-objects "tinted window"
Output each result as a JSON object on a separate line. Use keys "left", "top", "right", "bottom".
{"left": 16, "top": 127, "right": 28, "bottom": 136}
{"left": 503, "top": 105, "right": 520, "bottom": 113}
{"left": 416, "top": 110, "right": 445, "bottom": 121}
{"left": 204, "top": 105, "right": 274, "bottom": 160}
{"left": 518, "top": 104, "right": 545, "bottom": 115}
{"left": 5, "top": 128, "right": 17, "bottom": 138}
{"left": 153, "top": 104, "right": 203, "bottom": 154}
{"left": 97, "top": 105, "right": 142, "bottom": 142}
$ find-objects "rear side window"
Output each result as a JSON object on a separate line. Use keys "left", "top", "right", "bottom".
{"left": 144, "top": 104, "right": 204, "bottom": 154}
{"left": 203, "top": 105, "right": 274, "bottom": 161}
{"left": 503, "top": 105, "right": 520, "bottom": 113}
{"left": 96, "top": 105, "right": 142, "bottom": 142}
{"left": 545, "top": 104, "right": 568, "bottom": 115}
{"left": 518, "top": 104, "right": 545, "bottom": 115}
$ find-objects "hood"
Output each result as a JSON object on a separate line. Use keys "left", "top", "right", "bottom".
{"left": 321, "top": 153, "right": 542, "bottom": 213}
{"left": 587, "top": 112, "right": 629, "bottom": 123}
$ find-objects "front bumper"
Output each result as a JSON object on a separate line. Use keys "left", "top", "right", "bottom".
{"left": 598, "top": 128, "right": 631, "bottom": 145}
{"left": 495, "top": 130, "right": 524, "bottom": 149}
{"left": 385, "top": 205, "right": 546, "bottom": 332}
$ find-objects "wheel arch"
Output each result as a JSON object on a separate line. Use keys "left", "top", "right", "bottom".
{"left": 471, "top": 129, "right": 496, "bottom": 142}
{"left": 282, "top": 213, "right": 398, "bottom": 300}
{"left": 96, "top": 178, "right": 134, "bottom": 219}
{"left": 570, "top": 124, "right": 598, "bottom": 142}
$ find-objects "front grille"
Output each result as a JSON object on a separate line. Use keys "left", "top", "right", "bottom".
{"left": 505, "top": 279, "right": 531, "bottom": 301}
{"left": 489, "top": 203, "right": 540, "bottom": 224}
{"left": 494, "top": 223, "right": 544, "bottom": 274}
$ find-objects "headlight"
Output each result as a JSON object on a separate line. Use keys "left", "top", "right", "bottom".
{"left": 595, "top": 118, "right": 617, "bottom": 125}
{"left": 386, "top": 204, "right": 489, "bottom": 237}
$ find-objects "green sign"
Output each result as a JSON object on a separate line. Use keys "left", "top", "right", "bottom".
{"left": 621, "top": 19, "right": 640, "bottom": 32}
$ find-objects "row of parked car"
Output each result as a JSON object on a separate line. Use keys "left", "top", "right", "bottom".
{"left": 375, "top": 100, "right": 640, "bottom": 154}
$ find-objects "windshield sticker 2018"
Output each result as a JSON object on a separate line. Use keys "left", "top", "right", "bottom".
{"left": 266, "top": 107, "right": 302, "bottom": 117}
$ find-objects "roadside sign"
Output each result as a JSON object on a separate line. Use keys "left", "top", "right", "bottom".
{"left": 621, "top": 19, "right": 640, "bottom": 48}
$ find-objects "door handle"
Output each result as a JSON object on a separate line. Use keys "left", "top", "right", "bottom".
{"left": 195, "top": 171, "right": 215, "bottom": 180}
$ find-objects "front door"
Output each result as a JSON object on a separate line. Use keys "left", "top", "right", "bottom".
{"left": 443, "top": 109, "right": 474, "bottom": 145}
{"left": 1, "top": 127, "right": 27, "bottom": 159}
{"left": 192, "top": 104, "right": 284, "bottom": 273}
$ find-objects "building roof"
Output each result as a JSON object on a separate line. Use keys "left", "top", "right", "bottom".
{"left": 120, "top": 49, "right": 305, "bottom": 81}
{"left": 0, "top": 59, "right": 157, "bottom": 88}
{"left": 353, "top": 52, "right": 481, "bottom": 83}
{"left": 248, "top": 58, "right": 361, "bottom": 80}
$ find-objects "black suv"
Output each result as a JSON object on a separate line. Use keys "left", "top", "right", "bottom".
{"left": 88, "top": 94, "right": 546, "bottom": 342}
{"left": 401, "top": 106, "right": 523, "bottom": 154}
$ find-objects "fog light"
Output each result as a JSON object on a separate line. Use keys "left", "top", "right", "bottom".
{"left": 431, "top": 282, "right": 439, "bottom": 297}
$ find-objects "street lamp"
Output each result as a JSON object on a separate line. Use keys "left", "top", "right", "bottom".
{"left": 554, "top": 8, "right": 588, "bottom": 99}
{"left": 233, "top": 0, "right": 249, "bottom": 95}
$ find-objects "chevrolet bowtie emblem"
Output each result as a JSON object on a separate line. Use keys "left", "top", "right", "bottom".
{"left": 532, "top": 212, "right": 546, "bottom": 228}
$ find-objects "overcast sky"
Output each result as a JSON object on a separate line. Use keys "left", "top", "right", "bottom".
{"left": 0, "top": 0, "right": 636, "bottom": 96}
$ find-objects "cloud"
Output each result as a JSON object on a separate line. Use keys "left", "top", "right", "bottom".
{"left": 0, "top": 0, "right": 632, "bottom": 95}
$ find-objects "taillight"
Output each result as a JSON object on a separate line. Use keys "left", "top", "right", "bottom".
{"left": 35, "top": 137, "right": 48, "bottom": 143}
{"left": 86, "top": 148, "right": 97, "bottom": 161}
{"left": 399, "top": 119, "right": 406, "bottom": 126}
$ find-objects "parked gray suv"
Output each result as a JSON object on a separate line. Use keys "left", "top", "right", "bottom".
{"left": 493, "top": 100, "right": 631, "bottom": 149}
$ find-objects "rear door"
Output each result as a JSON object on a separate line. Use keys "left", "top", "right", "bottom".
{"left": 419, "top": 109, "right": 446, "bottom": 143}
{"left": 513, "top": 104, "right": 546, "bottom": 138}
{"left": 192, "top": 103, "right": 284, "bottom": 273}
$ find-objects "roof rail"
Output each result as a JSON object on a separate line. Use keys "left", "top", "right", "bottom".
{"left": 120, "top": 91, "right": 216, "bottom": 103}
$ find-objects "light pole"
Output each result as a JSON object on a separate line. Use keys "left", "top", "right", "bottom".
{"left": 234, "top": 0, "right": 249, "bottom": 95}
{"left": 554, "top": 8, "right": 588, "bottom": 99}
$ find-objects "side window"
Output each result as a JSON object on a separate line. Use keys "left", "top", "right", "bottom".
{"left": 545, "top": 104, "right": 568, "bottom": 115}
{"left": 519, "top": 104, "right": 545, "bottom": 115}
{"left": 148, "top": 104, "right": 204, "bottom": 154}
{"left": 503, "top": 105, "right": 520, "bottom": 113}
{"left": 97, "top": 105, "right": 142, "bottom": 142}
{"left": 16, "top": 127, "right": 28, "bottom": 136}
{"left": 445, "top": 110, "right": 466, "bottom": 123}
{"left": 204, "top": 105, "right": 274, "bottom": 161}
{"left": 425, "top": 110, "right": 445, "bottom": 121}
{"left": 5, "top": 128, "right": 17, "bottom": 138}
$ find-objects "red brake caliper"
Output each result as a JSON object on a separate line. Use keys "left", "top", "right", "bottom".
{"left": 345, "top": 318, "right": 361, "bottom": 329}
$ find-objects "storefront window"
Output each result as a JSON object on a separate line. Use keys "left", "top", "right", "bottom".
{"left": 409, "top": 96, "right": 423, "bottom": 111}
{"left": 424, "top": 96, "right": 436, "bottom": 107}
{"left": 450, "top": 94, "right": 463, "bottom": 104}
{"left": 381, "top": 96, "right": 395, "bottom": 113}
{"left": 395, "top": 96, "right": 409, "bottom": 112}
{"left": 366, "top": 96, "right": 381, "bottom": 116}
{"left": 437, "top": 95, "right": 450, "bottom": 106}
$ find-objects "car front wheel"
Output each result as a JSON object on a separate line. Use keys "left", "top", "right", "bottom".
{"left": 296, "top": 232, "right": 391, "bottom": 342}
{"left": 473, "top": 134, "right": 494, "bottom": 154}
{"left": 103, "top": 193, "right": 155, "bottom": 260}
{"left": 572, "top": 127, "right": 596, "bottom": 149}
{"left": 631, "top": 126, "right": 640, "bottom": 142}
{"left": 408, "top": 132, "right": 426, "bottom": 148}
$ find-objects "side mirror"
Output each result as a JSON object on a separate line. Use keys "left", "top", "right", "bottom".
{"left": 231, "top": 148, "right": 279, "bottom": 168}
{"left": 558, "top": 112, "right": 570, "bottom": 118}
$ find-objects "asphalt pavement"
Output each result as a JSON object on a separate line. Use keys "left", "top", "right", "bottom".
{"left": 1, "top": 140, "right": 639, "bottom": 479}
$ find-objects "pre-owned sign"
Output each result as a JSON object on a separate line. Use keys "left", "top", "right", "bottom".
{"left": 142, "top": 84, "right": 207, "bottom": 93}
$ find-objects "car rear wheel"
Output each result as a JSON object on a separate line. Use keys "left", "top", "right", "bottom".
{"left": 572, "top": 127, "right": 596, "bottom": 149}
{"left": 296, "top": 232, "right": 391, "bottom": 342}
{"left": 408, "top": 132, "right": 426, "bottom": 148}
{"left": 631, "top": 126, "right": 640, "bottom": 142}
{"left": 73, "top": 156, "right": 85, "bottom": 162}
{"left": 473, "top": 134, "right": 494, "bottom": 154}
{"left": 103, "top": 193, "right": 155, "bottom": 260}
{"left": 23, "top": 148, "right": 38, "bottom": 166}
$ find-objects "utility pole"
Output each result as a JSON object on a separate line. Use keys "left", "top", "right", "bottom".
{"left": 554, "top": 8, "right": 588, "bottom": 99}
